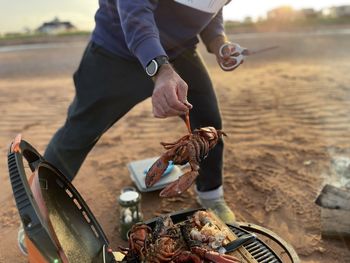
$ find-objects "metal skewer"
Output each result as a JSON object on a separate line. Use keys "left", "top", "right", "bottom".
{"left": 242, "top": 45, "right": 279, "bottom": 56}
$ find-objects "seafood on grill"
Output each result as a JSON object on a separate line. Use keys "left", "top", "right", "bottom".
{"left": 145, "top": 126, "right": 226, "bottom": 197}
{"left": 119, "top": 223, "right": 152, "bottom": 262}
{"left": 191, "top": 211, "right": 231, "bottom": 249}
{"left": 120, "top": 216, "right": 184, "bottom": 263}
{"left": 146, "top": 216, "right": 185, "bottom": 262}
{"left": 179, "top": 211, "right": 241, "bottom": 263}
{"left": 120, "top": 211, "right": 241, "bottom": 263}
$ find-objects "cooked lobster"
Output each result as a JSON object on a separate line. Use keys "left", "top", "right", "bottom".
{"left": 145, "top": 112, "right": 226, "bottom": 197}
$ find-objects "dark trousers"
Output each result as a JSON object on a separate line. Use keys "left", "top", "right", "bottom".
{"left": 44, "top": 42, "right": 223, "bottom": 191}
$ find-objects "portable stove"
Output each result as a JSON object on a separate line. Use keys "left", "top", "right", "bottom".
{"left": 8, "top": 135, "right": 299, "bottom": 263}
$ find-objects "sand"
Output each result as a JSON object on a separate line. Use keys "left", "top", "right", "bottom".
{"left": 0, "top": 30, "right": 350, "bottom": 262}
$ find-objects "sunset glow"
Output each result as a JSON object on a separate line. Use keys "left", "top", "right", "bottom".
{"left": 0, "top": 0, "right": 349, "bottom": 33}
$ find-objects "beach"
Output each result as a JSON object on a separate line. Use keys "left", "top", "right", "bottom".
{"left": 0, "top": 30, "right": 350, "bottom": 262}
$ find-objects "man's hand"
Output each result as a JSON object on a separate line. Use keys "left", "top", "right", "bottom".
{"left": 209, "top": 35, "right": 244, "bottom": 71}
{"left": 152, "top": 64, "right": 192, "bottom": 118}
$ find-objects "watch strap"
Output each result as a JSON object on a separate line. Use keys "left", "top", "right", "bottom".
{"left": 154, "top": 55, "right": 169, "bottom": 67}
{"left": 146, "top": 56, "right": 169, "bottom": 77}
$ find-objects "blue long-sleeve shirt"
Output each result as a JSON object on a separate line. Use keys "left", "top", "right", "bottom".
{"left": 91, "top": 0, "right": 227, "bottom": 68}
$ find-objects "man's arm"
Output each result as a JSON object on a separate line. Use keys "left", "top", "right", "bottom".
{"left": 117, "top": 0, "right": 167, "bottom": 69}
{"left": 200, "top": 9, "right": 227, "bottom": 55}
{"left": 117, "top": 1, "right": 190, "bottom": 118}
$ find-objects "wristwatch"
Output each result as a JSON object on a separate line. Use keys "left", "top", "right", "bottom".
{"left": 145, "top": 56, "right": 169, "bottom": 77}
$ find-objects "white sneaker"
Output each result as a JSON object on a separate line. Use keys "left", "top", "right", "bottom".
{"left": 197, "top": 196, "right": 236, "bottom": 224}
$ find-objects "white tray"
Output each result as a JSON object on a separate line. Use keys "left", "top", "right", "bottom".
{"left": 128, "top": 157, "right": 187, "bottom": 192}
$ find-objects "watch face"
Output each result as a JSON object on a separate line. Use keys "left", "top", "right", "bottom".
{"left": 146, "top": 60, "right": 158, "bottom": 77}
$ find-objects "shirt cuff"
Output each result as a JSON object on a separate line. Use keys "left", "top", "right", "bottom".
{"left": 201, "top": 30, "right": 225, "bottom": 53}
{"left": 133, "top": 36, "right": 168, "bottom": 69}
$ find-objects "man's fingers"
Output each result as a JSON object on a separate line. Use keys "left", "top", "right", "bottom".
{"left": 165, "top": 90, "right": 188, "bottom": 115}
{"left": 164, "top": 93, "right": 188, "bottom": 115}
{"left": 175, "top": 82, "right": 193, "bottom": 110}
{"left": 183, "top": 100, "right": 193, "bottom": 109}
{"left": 162, "top": 95, "right": 185, "bottom": 116}
{"left": 221, "top": 44, "right": 236, "bottom": 59}
{"left": 152, "top": 65, "right": 193, "bottom": 118}
{"left": 219, "top": 53, "right": 244, "bottom": 71}
{"left": 153, "top": 93, "right": 184, "bottom": 118}
{"left": 154, "top": 104, "right": 184, "bottom": 118}
{"left": 219, "top": 57, "right": 237, "bottom": 71}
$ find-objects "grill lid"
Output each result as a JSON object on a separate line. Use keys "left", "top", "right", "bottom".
{"left": 7, "top": 135, "right": 115, "bottom": 263}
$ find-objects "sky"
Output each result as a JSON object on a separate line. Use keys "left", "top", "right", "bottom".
{"left": 223, "top": 0, "right": 350, "bottom": 21}
{"left": 0, "top": 0, "right": 349, "bottom": 34}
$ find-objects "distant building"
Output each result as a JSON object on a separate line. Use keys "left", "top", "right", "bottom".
{"left": 37, "top": 17, "right": 76, "bottom": 34}
{"left": 299, "top": 8, "right": 318, "bottom": 18}
{"left": 267, "top": 6, "right": 298, "bottom": 21}
{"left": 337, "top": 5, "right": 350, "bottom": 17}
{"left": 322, "top": 5, "right": 350, "bottom": 18}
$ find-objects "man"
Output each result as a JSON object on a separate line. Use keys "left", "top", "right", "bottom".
{"left": 46, "top": 0, "right": 244, "bottom": 220}
{"left": 18, "top": 0, "right": 245, "bottom": 255}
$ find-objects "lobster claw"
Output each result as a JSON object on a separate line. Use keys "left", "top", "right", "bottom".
{"left": 145, "top": 153, "right": 173, "bottom": 187}
{"left": 159, "top": 170, "right": 199, "bottom": 198}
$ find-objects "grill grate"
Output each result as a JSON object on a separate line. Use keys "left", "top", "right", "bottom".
{"left": 229, "top": 225, "right": 282, "bottom": 263}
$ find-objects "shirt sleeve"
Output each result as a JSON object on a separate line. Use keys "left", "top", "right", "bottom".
{"left": 117, "top": 0, "right": 167, "bottom": 68}
{"left": 200, "top": 9, "right": 225, "bottom": 53}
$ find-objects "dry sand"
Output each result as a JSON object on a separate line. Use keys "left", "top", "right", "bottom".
{"left": 1, "top": 31, "right": 350, "bottom": 262}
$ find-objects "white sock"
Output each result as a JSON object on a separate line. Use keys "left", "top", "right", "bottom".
{"left": 195, "top": 185, "right": 223, "bottom": 200}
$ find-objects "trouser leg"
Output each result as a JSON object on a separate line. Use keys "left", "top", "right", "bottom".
{"left": 172, "top": 48, "right": 223, "bottom": 191}
{"left": 44, "top": 42, "right": 153, "bottom": 181}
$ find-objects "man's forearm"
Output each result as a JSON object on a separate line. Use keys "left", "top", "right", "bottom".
{"left": 208, "top": 35, "right": 229, "bottom": 56}
{"left": 200, "top": 8, "right": 226, "bottom": 54}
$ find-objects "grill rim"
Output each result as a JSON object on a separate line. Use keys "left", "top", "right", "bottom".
{"left": 237, "top": 221, "right": 300, "bottom": 263}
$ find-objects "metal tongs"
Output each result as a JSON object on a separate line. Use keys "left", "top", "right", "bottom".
{"left": 218, "top": 233, "right": 256, "bottom": 254}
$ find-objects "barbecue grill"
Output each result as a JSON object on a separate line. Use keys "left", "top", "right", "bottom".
{"left": 141, "top": 209, "right": 299, "bottom": 263}
{"left": 7, "top": 135, "right": 299, "bottom": 263}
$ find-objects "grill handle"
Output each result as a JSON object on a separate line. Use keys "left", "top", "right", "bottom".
{"left": 8, "top": 134, "right": 61, "bottom": 261}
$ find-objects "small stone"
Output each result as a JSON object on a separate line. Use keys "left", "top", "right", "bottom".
{"left": 303, "top": 160, "right": 312, "bottom": 166}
